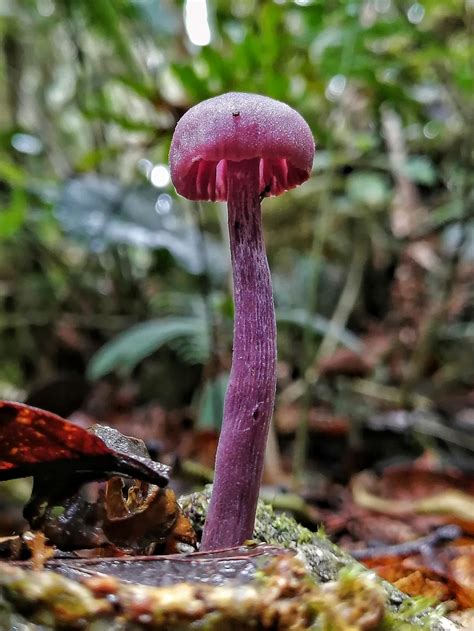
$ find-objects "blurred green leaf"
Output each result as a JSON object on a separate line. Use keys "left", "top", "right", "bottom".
{"left": 276, "top": 308, "right": 362, "bottom": 353}
{"left": 171, "top": 63, "right": 211, "bottom": 101}
{"left": 198, "top": 373, "right": 229, "bottom": 429}
{"left": 55, "top": 175, "right": 228, "bottom": 277}
{"left": 430, "top": 200, "right": 464, "bottom": 226}
{"left": 346, "top": 172, "right": 390, "bottom": 209}
{"left": 0, "top": 188, "right": 27, "bottom": 239}
{"left": 87, "top": 316, "right": 208, "bottom": 380}
{"left": 403, "top": 157, "right": 437, "bottom": 185}
{"left": 0, "top": 0, "right": 470, "bottom": 416}
{"left": 0, "top": 160, "right": 26, "bottom": 187}
{"left": 77, "top": 0, "right": 139, "bottom": 74}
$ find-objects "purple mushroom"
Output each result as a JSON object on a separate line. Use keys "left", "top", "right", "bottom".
{"left": 170, "top": 93, "right": 314, "bottom": 550}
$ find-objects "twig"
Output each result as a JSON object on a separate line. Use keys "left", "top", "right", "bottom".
{"left": 291, "top": 12, "right": 363, "bottom": 484}
{"left": 352, "top": 524, "right": 461, "bottom": 560}
{"left": 291, "top": 209, "right": 331, "bottom": 483}
{"left": 400, "top": 213, "right": 470, "bottom": 402}
{"left": 292, "top": 231, "right": 366, "bottom": 482}
{"left": 313, "top": 233, "right": 366, "bottom": 370}
{"left": 350, "top": 378, "right": 432, "bottom": 409}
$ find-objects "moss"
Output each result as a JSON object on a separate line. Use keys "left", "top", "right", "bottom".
{"left": 0, "top": 555, "right": 457, "bottom": 630}
{"left": 381, "top": 599, "right": 450, "bottom": 631}
{"left": 0, "top": 555, "right": 386, "bottom": 630}
{"left": 179, "top": 488, "right": 458, "bottom": 631}
{"left": 0, "top": 488, "right": 457, "bottom": 630}
{"left": 180, "top": 486, "right": 354, "bottom": 583}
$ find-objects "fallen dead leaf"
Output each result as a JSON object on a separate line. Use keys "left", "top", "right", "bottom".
{"left": 449, "top": 555, "right": 474, "bottom": 609}
{"left": 394, "top": 569, "right": 450, "bottom": 602}
{"left": 352, "top": 471, "right": 474, "bottom": 521}
{"left": 448, "top": 608, "right": 474, "bottom": 629}
{"left": 22, "top": 531, "right": 55, "bottom": 571}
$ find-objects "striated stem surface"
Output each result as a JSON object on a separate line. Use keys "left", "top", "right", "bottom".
{"left": 201, "top": 158, "right": 277, "bottom": 550}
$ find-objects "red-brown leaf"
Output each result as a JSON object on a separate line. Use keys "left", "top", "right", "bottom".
{"left": 0, "top": 400, "right": 169, "bottom": 487}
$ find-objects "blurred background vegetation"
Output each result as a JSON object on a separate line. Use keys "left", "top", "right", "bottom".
{"left": 0, "top": 0, "right": 472, "bottom": 484}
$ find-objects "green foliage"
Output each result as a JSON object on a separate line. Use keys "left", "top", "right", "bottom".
{"left": 276, "top": 308, "right": 362, "bottom": 353}
{"left": 0, "top": 0, "right": 471, "bottom": 414}
{"left": 0, "top": 188, "right": 27, "bottom": 239}
{"left": 197, "top": 373, "right": 229, "bottom": 429}
{"left": 346, "top": 172, "right": 391, "bottom": 209}
{"left": 404, "top": 157, "right": 437, "bottom": 186}
{"left": 87, "top": 316, "right": 209, "bottom": 379}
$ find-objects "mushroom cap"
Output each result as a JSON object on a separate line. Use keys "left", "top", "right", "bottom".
{"left": 169, "top": 92, "right": 314, "bottom": 202}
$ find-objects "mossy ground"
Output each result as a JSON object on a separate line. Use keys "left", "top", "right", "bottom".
{"left": 0, "top": 488, "right": 458, "bottom": 630}
{"left": 180, "top": 487, "right": 458, "bottom": 631}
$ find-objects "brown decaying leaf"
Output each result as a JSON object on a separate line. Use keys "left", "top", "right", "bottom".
{"left": 380, "top": 463, "right": 474, "bottom": 501}
{"left": 394, "top": 570, "right": 451, "bottom": 602}
{"left": 0, "top": 400, "right": 171, "bottom": 530}
{"left": 352, "top": 470, "right": 474, "bottom": 522}
{"left": 36, "top": 468, "right": 195, "bottom": 554}
{"left": 449, "top": 555, "right": 474, "bottom": 609}
{"left": 0, "top": 400, "right": 194, "bottom": 556}
{"left": 104, "top": 479, "right": 196, "bottom": 553}
{"left": 22, "top": 531, "right": 55, "bottom": 571}
{"left": 311, "top": 457, "right": 474, "bottom": 612}
{"left": 363, "top": 546, "right": 474, "bottom": 610}
{"left": 448, "top": 608, "right": 474, "bottom": 629}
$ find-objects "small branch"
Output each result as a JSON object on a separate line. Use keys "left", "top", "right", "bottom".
{"left": 350, "top": 378, "right": 432, "bottom": 409}
{"left": 401, "top": 214, "right": 470, "bottom": 401}
{"left": 313, "top": 235, "right": 367, "bottom": 369}
{"left": 292, "top": 231, "right": 366, "bottom": 482}
{"left": 352, "top": 524, "right": 462, "bottom": 560}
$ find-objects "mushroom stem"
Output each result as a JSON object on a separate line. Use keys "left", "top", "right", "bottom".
{"left": 201, "top": 158, "right": 277, "bottom": 551}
